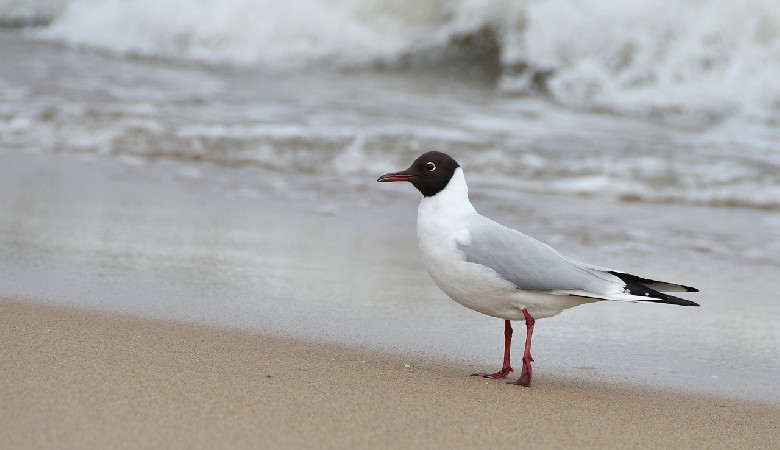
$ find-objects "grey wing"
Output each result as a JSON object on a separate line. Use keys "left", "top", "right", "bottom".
{"left": 457, "top": 216, "right": 623, "bottom": 293}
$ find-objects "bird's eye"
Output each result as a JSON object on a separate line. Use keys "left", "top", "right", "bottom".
{"left": 425, "top": 162, "right": 436, "bottom": 172}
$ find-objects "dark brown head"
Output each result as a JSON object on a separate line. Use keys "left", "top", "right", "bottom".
{"left": 377, "top": 151, "right": 461, "bottom": 197}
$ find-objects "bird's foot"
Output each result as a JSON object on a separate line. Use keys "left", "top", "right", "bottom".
{"left": 514, "top": 355, "right": 533, "bottom": 387}
{"left": 471, "top": 367, "right": 513, "bottom": 379}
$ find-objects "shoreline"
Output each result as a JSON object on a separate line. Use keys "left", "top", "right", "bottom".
{"left": 2, "top": 300, "right": 777, "bottom": 448}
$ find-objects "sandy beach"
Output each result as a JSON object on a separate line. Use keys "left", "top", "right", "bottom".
{"left": 2, "top": 300, "right": 777, "bottom": 449}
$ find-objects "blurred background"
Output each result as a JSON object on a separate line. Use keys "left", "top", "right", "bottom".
{"left": 0, "top": 0, "right": 778, "bottom": 401}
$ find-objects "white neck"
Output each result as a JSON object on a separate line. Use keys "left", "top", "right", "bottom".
{"left": 417, "top": 168, "right": 477, "bottom": 228}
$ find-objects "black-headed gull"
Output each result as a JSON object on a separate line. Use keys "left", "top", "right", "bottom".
{"left": 378, "top": 151, "right": 699, "bottom": 386}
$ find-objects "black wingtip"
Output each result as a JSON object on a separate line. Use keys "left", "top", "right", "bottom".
{"left": 673, "top": 283, "right": 699, "bottom": 293}
{"left": 609, "top": 271, "right": 699, "bottom": 306}
{"left": 609, "top": 271, "right": 698, "bottom": 293}
{"left": 648, "top": 296, "right": 700, "bottom": 307}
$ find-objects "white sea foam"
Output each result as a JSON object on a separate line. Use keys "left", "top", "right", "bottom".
{"left": 511, "top": 0, "right": 780, "bottom": 121}
{"left": 12, "top": 0, "right": 778, "bottom": 122}
{"left": 34, "top": 0, "right": 442, "bottom": 66}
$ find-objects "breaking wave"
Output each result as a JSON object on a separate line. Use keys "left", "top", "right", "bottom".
{"left": 4, "top": 0, "right": 778, "bottom": 122}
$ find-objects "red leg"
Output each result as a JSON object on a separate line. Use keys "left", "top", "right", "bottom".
{"left": 515, "top": 308, "right": 535, "bottom": 387}
{"left": 471, "top": 320, "right": 514, "bottom": 379}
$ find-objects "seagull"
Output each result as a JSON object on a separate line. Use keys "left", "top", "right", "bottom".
{"left": 377, "top": 151, "right": 699, "bottom": 386}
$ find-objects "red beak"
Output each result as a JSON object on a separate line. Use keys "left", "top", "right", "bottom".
{"left": 377, "top": 170, "right": 416, "bottom": 182}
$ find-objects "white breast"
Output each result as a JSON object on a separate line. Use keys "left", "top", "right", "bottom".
{"left": 416, "top": 169, "right": 525, "bottom": 319}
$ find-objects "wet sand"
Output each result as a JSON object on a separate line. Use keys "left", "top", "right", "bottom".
{"left": 2, "top": 300, "right": 777, "bottom": 449}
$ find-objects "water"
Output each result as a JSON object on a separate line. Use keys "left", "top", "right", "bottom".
{"left": 0, "top": 1, "right": 779, "bottom": 402}
{"left": 9, "top": 0, "right": 780, "bottom": 122}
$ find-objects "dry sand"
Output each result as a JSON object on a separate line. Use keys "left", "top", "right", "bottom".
{"left": 2, "top": 300, "right": 777, "bottom": 449}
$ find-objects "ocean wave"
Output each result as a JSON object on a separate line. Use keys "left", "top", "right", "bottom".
{"left": 506, "top": 0, "right": 780, "bottom": 122}
{"left": 2, "top": 0, "right": 777, "bottom": 124}
{"left": 6, "top": 0, "right": 778, "bottom": 123}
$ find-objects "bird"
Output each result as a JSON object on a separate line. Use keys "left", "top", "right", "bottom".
{"left": 377, "top": 151, "right": 699, "bottom": 387}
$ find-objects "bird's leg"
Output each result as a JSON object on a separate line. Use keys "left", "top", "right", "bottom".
{"left": 471, "top": 319, "right": 514, "bottom": 379}
{"left": 515, "top": 308, "right": 535, "bottom": 387}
